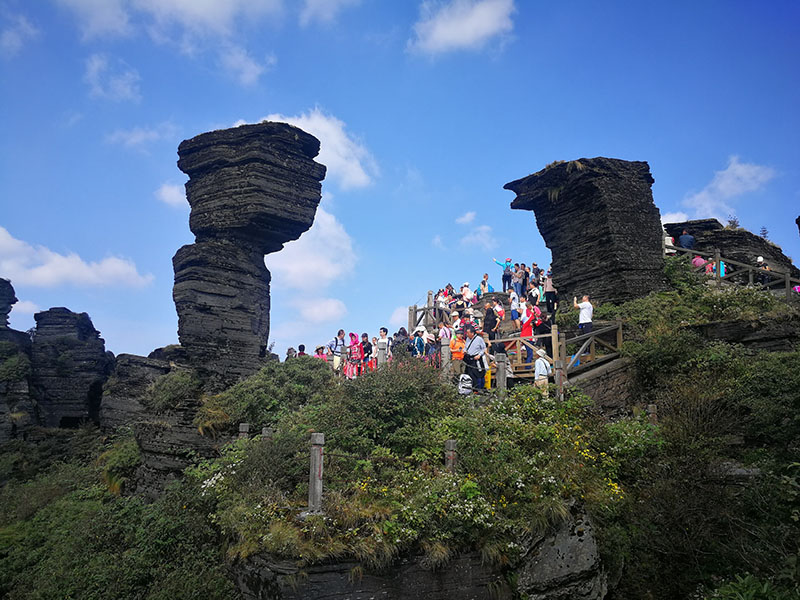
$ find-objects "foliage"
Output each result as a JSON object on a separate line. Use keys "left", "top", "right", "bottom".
{"left": 0, "top": 341, "right": 21, "bottom": 360}
{"left": 0, "top": 352, "right": 31, "bottom": 383}
{"left": 195, "top": 355, "right": 333, "bottom": 434}
{"left": 702, "top": 574, "right": 799, "bottom": 599}
{"left": 143, "top": 369, "right": 203, "bottom": 413}
{"left": 97, "top": 427, "right": 142, "bottom": 495}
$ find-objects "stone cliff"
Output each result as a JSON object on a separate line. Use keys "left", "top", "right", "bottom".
{"left": 174, "top": 122, "right": 326, "bottom": 387}
{"left": 30, "top": 308, "right": 114, "bottom": 427}
{"left": 0, "top": 279, "right": 35, "bottom": 442}
{"left": 505, "top": 158, "right": 667, "bottom": 304}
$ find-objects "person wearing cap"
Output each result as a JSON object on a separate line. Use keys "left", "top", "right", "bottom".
{"left": 461, "top": 282, "right": 474, "bottom": 302}
{"left": 463, "top": 325, "right": 487, "bottom": 390}
{"left": 534, "top": 348, "right": 552, "bottom": 396}
{"left": 493, "top": 257, "right": 513, "bottom": 292}
{"left": 755, "top": 256, "right": 770, "bottom": 286}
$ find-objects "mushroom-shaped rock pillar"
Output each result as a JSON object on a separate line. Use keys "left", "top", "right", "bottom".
{"left": 504, "top": 158, "right": 667, "bottom": 305}
{"left": 173, "top": 122, "right": 326, "bottom": 385}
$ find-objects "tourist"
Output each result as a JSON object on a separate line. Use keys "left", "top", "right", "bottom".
{"left": 361, "top": 333, "right": 372, "bottom": 367}
{"left": 461, "top": 281, "right": 474, "bottom": 302}
{"left": 297, "top": 344, "right": 307, "bottom": 357}
{"left": 392, "top": 327, "right": 411, "bottom": 355}
{"left": 412, "top": 327, "right": 426, "bottom": 357}
{"left": 509, "top": 287, "right": 521, "bottom": 331}
{"left": 285, "top": 347, "right": 296, "bottom": 360}
{"left": 512, "top": 264, "right": 524, "bottom": 298}
{"left": 520, "top": 301, "right": 537, "bottom": 367}
{"left": 691, "top": 254, "right": 707, "bottom": 270}
{"left": 664, "top": 229, "right": 677, "bottom": 255}
{"left": 574, "top": 295, "right": 594, "bottom": 334}
{"left": 535, "top": 312, "right": 553, "bottom": 358}
{"left": 493, "top": 257, "right": 513, "bottom": 292}
{"left": 327, "top": 329, "right": 346, "bottom": 371}
{"left": 678, "top": 229, "right": 695, "bottom": 250}
{"left": 531, "top": 262, "right": 541, "bottom": 286}
{"left": 527, "top": 280, "right": 541, "bottom": 307}
{"left": 451, "top": 310, "right": 464, "bottom": 331}
{"left": 755, "top": 256, "right": 771, "bottom": 286}
{"left": 449, "top": 330, "right": 466, "bottom": 381}
{"left": 544, "top": 271, "right": 558, "bottom": 313}
{"left": 376, "top": 327, "right": 391, "bottom": 365}
{"left": 313, "top": 345, "right": 327, "bottom": 360}
{"left": 438, "top": 321, "right": 453, "bottom": 345}
{"left": 479, "top": 273, "right": 490, "bottom": 296}
{"left": 345, "top": 333, "right": 363, "bottom": 378}
{"left": 463, "top": 325, "right": 487, "bottom": 390}
{"left": 534, "top": 348, "right": 552, "bottom": 396}
{"left": 483, "top": 302, "right": 499, "bottom": 341}
{"left": 492, "top": 298, "right": 505, "bottom": 321}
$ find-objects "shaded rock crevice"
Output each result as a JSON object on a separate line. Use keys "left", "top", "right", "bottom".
{"left": 505, "top": 158, "right": 667, "bottom": 305}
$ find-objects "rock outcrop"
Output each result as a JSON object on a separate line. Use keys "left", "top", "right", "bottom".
{"left": 229, "top": 511, "right": 606, "bottom": 600}
{"left": 173, "top": 122, "right": 326, "bottom": 387}
{"left": 100, "top": 354, "right": 172, "bottom": 431}
{"left": 0, "top": 279, "right": 35, "bottom": 442}
{"left": 30, "top": 308, "right": 113, "bottom": 427}
{"left": 505, "top": 158, "right": 667, "bottom": 305}
{"left": 796, "top": 215, "right": 799, "bottom": 237}
{"left": 664, "top": 219, "right": 799, "bottom": 279}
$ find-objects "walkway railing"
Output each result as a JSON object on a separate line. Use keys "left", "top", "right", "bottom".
{"left": 666, "top": 243, "right": 800, "bottom": 299}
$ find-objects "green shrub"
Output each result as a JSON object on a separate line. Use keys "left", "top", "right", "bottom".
{"left": 702, "top": 574, "right": 799, "bottom": 599}
{"left": 195, "top": 355, "right": 333, "bottom": 434}
{"left": 143, "top": 369, "right": 203, "bottom": 413}
{"left": 97, "top": 428, "right": 142, "bottom": 495}
{"left": 0, "top": 353, "right": 31, "bottom": 383}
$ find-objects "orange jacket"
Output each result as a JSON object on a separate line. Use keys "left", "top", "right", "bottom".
{"left": 449, "top": 337, "right": 465, "bottom": 361}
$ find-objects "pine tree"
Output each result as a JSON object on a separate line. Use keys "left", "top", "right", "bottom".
{"left": 759, "top": 226, "right": 769, "bottom": 240}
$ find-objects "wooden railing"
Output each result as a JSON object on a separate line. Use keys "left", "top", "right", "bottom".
{"left": 665, "top": 243, "right": 800, "bottom": 299}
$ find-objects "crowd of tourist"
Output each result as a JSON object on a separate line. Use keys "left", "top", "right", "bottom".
{"left": 284, "top": 258, "right": 595, "bottom": 394}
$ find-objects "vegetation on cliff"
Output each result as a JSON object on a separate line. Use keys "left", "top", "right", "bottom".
{"left": 0, "top": 258, "right": 798, "bottom": 599}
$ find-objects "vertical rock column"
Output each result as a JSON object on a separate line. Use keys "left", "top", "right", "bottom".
{"left": 173, "top": 122, "right": 326, "bottom": 384}
{"left": 504, "top": 157, "right": 667, "bottom": 305}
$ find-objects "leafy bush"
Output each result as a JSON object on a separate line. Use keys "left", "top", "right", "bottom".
{"left": 0, "top": 353, "right": 31, "bottom": 383}
{"left": 143, "top": 369, "right": 203, "bottom": 413}
{"left": 195, "top": 355, "right": 333, "bottom": 434}
{"left": 97, "top": 428, "right": 142, "bottom": 495}
{"left": 702, "top": 574, "right": 799, "bottom": 600}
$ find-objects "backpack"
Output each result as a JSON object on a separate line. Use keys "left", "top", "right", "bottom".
{"left": 457, "top": 374, "right": 473, "bottom": 395}
{"left": 503, "top": 264, "right": 511, "bottom": 275}
{"left": 533, "top": 305, "right": 543, "bottom": 327}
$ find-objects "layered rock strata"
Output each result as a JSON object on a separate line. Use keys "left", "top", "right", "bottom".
{"left": 505, "top": 158, "right": 667, "bottom": 305}
{"left": 30, "top": 308, "right": 113, "bottom": 427}
{"left": 100, "top": 354, "right": 172, "bottom": 431}
{"left": 174, "top": 122, "right": 326, "bottom": 386}
{"left": 664, "top": 219, "right": 800, "bottom": 279}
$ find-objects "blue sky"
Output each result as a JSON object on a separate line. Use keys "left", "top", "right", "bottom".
{"left": 2, "top": 0, "right": 799, "bottom": 358}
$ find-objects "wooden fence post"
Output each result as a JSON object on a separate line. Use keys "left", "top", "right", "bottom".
{"left": 440, "top": 343, "right": 451, "bottom": 378}
{"left": 308, "top": 433, "right": 325, "bottom": 513}
{"left": 554, "top": 360, "right": 566, "bottom": 401}
{"left": 425, "top": 291, "right": 434, "bottom": 330}
{"left": 445, "top": 439, "right": 457, "bottom": 473}
{"left": 714, "top": 248, "right": 722, "bottom": 287}
{"left": 646, "top": 404, "right": 658, "bottom": 425}
{"left": 551, "top": 324, "right": 559, "bottom": 362}
{"left": 616, "top": 320, "right": 624, "bottom": 351}
{"left": 408, "top": 305, "right": 417, "bottom": 334}
{"left": 496, "top": 353, "right": 507, "bottom": 392}
{"left": 559, "top": 332, "right": 567, "bottom": 368}
{"left": 238, "top": 423, "right": 250, "bottom": 439}
{"left": 261, "top": 426, "right": 273, "bottom": 440}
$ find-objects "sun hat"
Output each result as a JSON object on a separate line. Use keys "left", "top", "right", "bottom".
{"left": 757, "top": 256, "right": 764, "bottom": 262}
{"left": 536, "top": 348, "right": 547, "bottom": 358}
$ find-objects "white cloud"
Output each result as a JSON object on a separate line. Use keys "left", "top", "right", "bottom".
{"left": 132, "top": 0, "right": 283, "bottom": 37}
{"left": 683, "top": 156, "right": 776, "bottom": 221}
{"left": 263, "top": 108, "right": 378, "bottom": 190}
{"left": 661, "top": 211, "right": 689, "bottom": 225}
{"left": 56, "top": 0, "right": 131, "bottom": 39}
{"left": 300, "top": 0, "right": 360, "bottom": 26}
{"left": 219, "top": 45, "right": 275, "bottom": 86}
{"left": 266, "top": 204, "right": 357, "bottom": 290}
{"left": 455, "top": 210, "right": 476, "bottom": 224}
{"left": 155, "top": 183, "right": 187, "bottom": 207}
{"left": 389, "top": 306, "right": 408, "bottom": 328}
{"left": 432, "top": 235, "right": 444, "bottom": 248}
{"left": 0, "top": 226, "right": 153, "bottom": 288}
{"left": 299, "top": 298, "right": 347, "bottom": 323}
{"left": 10, "top": 299, "right": 39, "bottom": 315}
{"left": 106, "top": 122, "right": 179, "bottom": 149}
{"left": 459, "top": 224, "right": 496, "bottom": 251}
{"left": 0, "top": 14, "right": 40, "bottom": 58}
{"left": 408, "top": 0, "right": 515, "bottom": 55}
{"left": 84, "top": 53, "right": 141, "bottom": 102}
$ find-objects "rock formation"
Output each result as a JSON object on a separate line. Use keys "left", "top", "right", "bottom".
{"left": 663, "top": 219, "right": 799, "bottom": 279}
{"left": 505, "top": 158, "right": 667, "bottom": 305}
{"left": 0, "top": 279, "right": 35, "bottom": 442}
{"left": 796, "top": 215, "right": 799, "bottom": 237}
{"left": 99, "top": 354, "right": 171, "bottom": 431}
{"left": 173, "top": 122, "right": 326, "bottom": 387}
{"left": 30, "top": 308, "right": 113, "bottom": 427}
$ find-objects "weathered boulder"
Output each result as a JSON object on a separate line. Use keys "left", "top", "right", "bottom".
{"left": 132, "top": 400, "right": 227, "bottom": 500}
{"left": 664, "top": 219, "right": 799, "bottom": 279}
{"left": 30, "top": 308, "right": 114, "bottom": 427}
{"left": 99, "top": 354, "right": 172, "bottom": 431}
{"left": 230, "top": 552, "right": 507, "bottom": 600}
{"left": 689, "top": 318, "right": 800, "bottom": 352}
{"left": 505, "top": 158, "right": 667, "bottom": 305}
{"left": 1, "top": 278, "right": 16, "bottom": 328}
{"left": 516, "top": 512, "right": 607, "bottom": 600}
{"left": 173, "top": 122, "right": 326, "bottom": 387}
